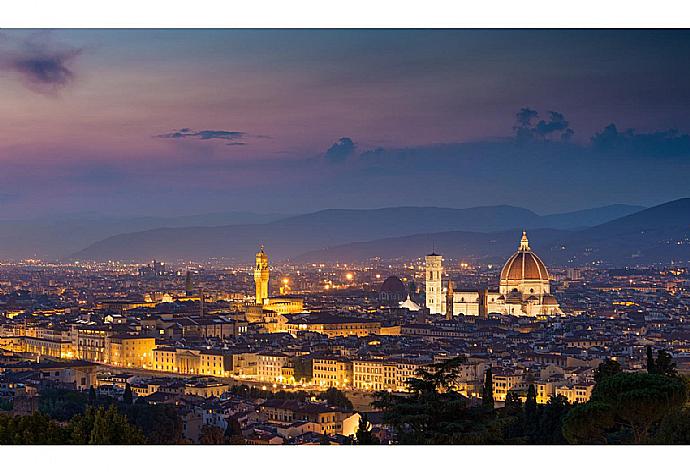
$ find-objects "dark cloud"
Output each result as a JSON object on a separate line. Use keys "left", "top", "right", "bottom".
{"left": 514, "top": 108, "right": 574, "bottom": 142}
{"left": 156, "top": 128, "right": 247, "bottom": 145}
{"left": 515, "top": 107, "right": 539, "bottom": 128}
{"left": 324, "top": 137, "right": 356, "bottom": 162}
{"left": 0, "top": 37, "right": 81, "bottom": 96}
{"left": 591, "top": 124, "right": 690, "bottom": 157}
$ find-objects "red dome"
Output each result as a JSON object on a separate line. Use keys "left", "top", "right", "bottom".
{"left": 500, "top": 232, "right": 549, "bottom": 282}
{"left": 500, "top": 251, "right": 549, "bottom": 282}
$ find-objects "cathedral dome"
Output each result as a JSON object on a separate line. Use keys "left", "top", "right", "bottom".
{"left": 500, "top": 232, "right": 549, "bottom": 283}
{"left": 380, "top": 276, "right": 406, "bottom": 295}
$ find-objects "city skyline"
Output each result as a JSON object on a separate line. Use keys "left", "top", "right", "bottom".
{"left": 1, "top": 30, "right": 690, "bottom": 219}
{"left": 1, "top": 21, "right": 690, "bottom": 450}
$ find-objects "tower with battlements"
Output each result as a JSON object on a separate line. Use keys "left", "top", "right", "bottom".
{"left": 254, "top": 245, "right": 270, "bottom": 304}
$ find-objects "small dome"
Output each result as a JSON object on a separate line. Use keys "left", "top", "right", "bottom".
{"left": 399, "top": 295, "right": 420, "bottom": 311}
{"left": 380, "top": 276, "right": 406, "bottom": 295}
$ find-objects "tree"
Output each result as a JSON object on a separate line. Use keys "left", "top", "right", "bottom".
{"left": 225, "top": 416, "right": 246, "bottom": 445}
{"left": 88, "top": 386, "right": 96, "bottom": 404}
{"left": 503, "top": 391, "right": 522, "bottom": 415}
{"left": 122, "top": 383, "right": 133, "bottom": 405}
{"left": 523, "top": 384, "right": 538, "bottom": 441}
{"left": 69, "top": 405, "right": 146, "bottom": 445}
{"left": 536, "top": 395, "right": 570, "bottom": 444}
{"left": 0, "top": 412, "right": 69, "bottom": 445}
{"left": 293, "top": 356, "right": 313, "bottom": 384}
{"left": 318, "top": 387, "right": 353, "bottom": 410}
{"left": 39, "top": 388, "right": 95, "bottom": 421}
{"left": 482, "top": 367, "right": 494, "bottom": 410}
{"left": 372, "top": 357, "right": 487, "bottom": 444}
{"left": 319, "top": 433, "right": 330, "bottom": 445}
{"left": 594, "top": 358, "right": 622, "bottom": 384}
{"left": 562, "top": 401, "right": 615, "bottom": 444}
{"left": 524, "top": 384, "right": 537, "bottom": 419}
{"left": 646, "top": 346, "right": 656, "bottom": 374}
{"left": 355, "top": 413, "right": 379, "bottom": 445}
{"left": 199, "top": 425, "right": 226, "bottom": 445}
{"left": 589, "top": 373, "right": 686, "bottom": 443}
{"left": 655, "top": 350, "right": 678, "bottom": 377}
{"left": 655, "top": 408, "right": 690, "bottom": 444}
{"left": 124, "top": 403, "right": 183, "bottom": 444}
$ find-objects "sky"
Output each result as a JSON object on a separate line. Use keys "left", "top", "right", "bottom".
{"left": 1, "top": 29, "right": 690, "bottom": 219}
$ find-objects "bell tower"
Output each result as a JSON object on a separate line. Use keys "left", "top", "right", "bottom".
{"left": 425, "top": 252, "right": 443, "bottom": 314}
{"left": 254, "top": 245, "right": 269, "bottom": 304}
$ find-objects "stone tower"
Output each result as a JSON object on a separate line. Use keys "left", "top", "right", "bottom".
{"left": 445, "top": 279, "right": 454, "bottom": 320}
{"left": 254, "top": 245, "right": 269, "bottom": 304}
{"left": 184, "top": 270, "right": 193, "bottom": 296}
{"left": 425, "top": 253, "right": 443, "bottom": 314}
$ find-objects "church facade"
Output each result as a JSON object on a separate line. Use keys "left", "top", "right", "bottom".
{"left": 426, "top": 232, "right": 562, "bottom": 317}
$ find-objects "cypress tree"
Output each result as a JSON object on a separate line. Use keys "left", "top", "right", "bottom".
{"left": 123, "top": 383, "right": 133, "bottom": 405}
{"left": 482, "top": 367, "right": 494, "bottom": 410}
{"left": 525, "top": 384, "right": 538, "bottom": 441}
{"left": 646, "top": 346, "right": 656, "bottom": 374}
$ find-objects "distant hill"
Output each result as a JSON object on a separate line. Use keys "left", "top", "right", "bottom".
{"left": 71, "top": 203, "right": 645, "bottom": 263}
{"left": 0, "top": 211, "right": 287, "bottom": 260}
{"left": 543, "top": 198, "right": 690, "bottom": 265}
{"left": 296, "top": 199, "right": 690, "bottom": 266}
{"left": 294, "top": 228, "right": 572, "bottom": 265}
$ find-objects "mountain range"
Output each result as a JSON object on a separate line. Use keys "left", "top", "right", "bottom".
{"left": 69, "top": 202, "right": 670, "bottom": 264}
{"left": 297, "top": 199, "right": 690, "bottom": 266}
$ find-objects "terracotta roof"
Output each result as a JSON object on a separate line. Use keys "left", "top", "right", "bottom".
{"left": 500, "top": 250, "right": 549, "bottom": 282}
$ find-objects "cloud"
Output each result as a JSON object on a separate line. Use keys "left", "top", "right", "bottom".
{"left": 0, "top": 36, "right": 81, "bottom": 96}
{"left": 156, "top": 128, "right": 247, "bottom": 145}
{"left": 324, "top": 137, "right": 356, "bottom": 162}
{"left": 591, "top": 123, "right": 690, "bottom": 157}
{"left": 514, "top": 108, "right": 574, "bottom": 142}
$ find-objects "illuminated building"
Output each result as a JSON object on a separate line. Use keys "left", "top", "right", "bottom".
{"left": 71, "top": 325, "right": 108, "bottom": 362}
{"left": 399, "top": 295, "right": 420, "bottom": 311}
{"left": 105, "top": 334, "right": 156, "bottom": 369}
{"left": 262, "top": 297, "right": 304, "bottom": 315}
{"left": 425, "top": 253, "right": 443, "bottom": 314}
{"left": 352, "top": 359, "right": 425, "bottom": 391}
{"left": 492, "top": 370, "right": 524, "bottom": 402}
{"left": 152, "top": 347, "right": 230, "bottom": 376}
{"left": 444, "top": 232, "right": 562, "bottom": 317}
{"left": 184, "top": 381, "right": 231, "bottom": 398}
{"left": 555, "top": 383, "right": 594, "bottom": 404}
{"left": 254, "top": 245, "right": 270, "bottom": 304}
{"left": 26, "top": 337, "right": 73, "bottom": 358}
{"left": 259, "top": 399, "right": 361, "bottom": 436}
{"left": 285, "top": 313, "right": 381, "bottom": 338}
{"left": 312, "top": 357, "right": 353, "bottom": 388}
{"left": 256, "top": 352, "right": 293, "bottom": 383}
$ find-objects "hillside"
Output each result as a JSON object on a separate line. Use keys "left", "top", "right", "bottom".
{"left": 295, "top": 199, "right": 690, "bottom": 266}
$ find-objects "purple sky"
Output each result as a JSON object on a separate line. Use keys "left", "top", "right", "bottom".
{"left": 1, "top": 29, "right": 690, "bottom": 218}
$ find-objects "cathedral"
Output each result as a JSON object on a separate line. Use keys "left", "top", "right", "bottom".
{"left": 425, "top": 232, "right": 562, "bottom": 317}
